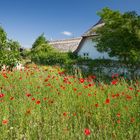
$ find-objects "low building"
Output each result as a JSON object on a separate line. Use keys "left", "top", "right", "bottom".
{"left": 49, "top": 19, "right": 110, "bottom": 59}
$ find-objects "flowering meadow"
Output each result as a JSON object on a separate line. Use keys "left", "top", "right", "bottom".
{"left": 0, "top": 65, "right": 140, "bottom": 140}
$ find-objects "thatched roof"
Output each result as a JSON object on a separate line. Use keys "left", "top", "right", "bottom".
{"left": 49, "top": 37, "right": 82, "bottom": 52}
{"left": 82, "top": 19, "right": 104, "bottom": 37}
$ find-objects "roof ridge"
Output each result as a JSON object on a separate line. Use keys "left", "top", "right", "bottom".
{"left": 82, "top": 19, "right": 104, "bottom": 37}
{"left": 49, "top": 37, "right": 82, "bottom": 43}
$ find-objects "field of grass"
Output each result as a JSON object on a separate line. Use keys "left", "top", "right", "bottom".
{"left": 0, "top": 65, "right": 140, "bottom": 140}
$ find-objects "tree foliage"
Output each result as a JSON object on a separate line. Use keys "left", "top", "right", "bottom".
{"left": 94, "top": 8, "right": 140, "bottom": 65}
{"left": 32, "top": 33, "right": 46, "bottom": 50}
{"left": 31, "top": 34, "right": 68, "bottom": 65}
{"left": 0, "top": 26, "right": 21, "bottom": 69}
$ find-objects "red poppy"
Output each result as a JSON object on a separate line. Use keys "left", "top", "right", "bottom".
{"left": 111, "top": 80, "right": 118, "bottom": 85}
{"left": 129, "top": 87, "right": 133, "bottom": 90}
{"left": 84, "top": 128, "right": 91, "bottom": 136}
{"left": 88, "top": 93, "right": 91, "bottom": 97}
{"left": 36, "top": 100, "right": 41, "bottom": 104}
{"left": 105, "top": 98, "right": 110, "bottom": 104}
{"left": 126, "top": 95, "right": 132, "bottom": 100}
{"left": 117, "top": 113, "right": 121, "bottom": 118}
{"left": 0, "top": 93, "right": 5, "bottom": 98}
{"left": 2, "top": 120, "right": 8, "bottom": 125}
{"left": 2, "top": 74, "right": 8, "bottom": 78}
{"left": 44, "top": 78, "right": 48, "bottom": 82}
{"left": 26, "top": 93, "right": 31, "bottom": 97}
{"left": 95, "top": 103, "right": 99, "bottom": 107}
{"left": 79, "top": 78, "right": 84, "bottom": 83}
{"left": 130, "top": 117, "right": 135, "bottom": 123}
{"left": 117, "top": 120, "right": 121, "bottom": 124}
{"left": 73, "top": 88, "right": 77, "bottom": 91}
{"left": 78, "top": 92, "right": 82, "bottom": 96}
{"left": 10, "top": 97, "right": 14, "bottom": 100}
{"left": 63, "top": 112, "right": 67, "bottom": 116}
{"left": 32, "top": 97, "right": 35, "bottom": 101}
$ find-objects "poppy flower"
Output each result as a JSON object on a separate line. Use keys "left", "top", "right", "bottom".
{"left": 10, "top": 97, "right": 14, "bottom": 100}
{"left": 105, "top": 98, "right": 110, "bottom": 104}
{"left": 36, "top": 100, "right": 41, "bottom": 104}
{"left": 117, "top": 120, "right": 121, "bottom": 124}
{"left": 63, "top": 112, "right": 67, "bottom": 116}
{"left": 32, "top": 97, "right": 35, "bottom": 101}
{"left": 111, "top": 80, "right": 118, "bottom": 85}
{"left": 117, "top": 113, "right": 121, "bottom": 118}
{"left": 79, "top": 78, "right": 84, "bottom": 83}
{"left": 130, "top": 117, "right": 135, "bottom": 123}
{"left": 95, "top": 103, "right": 99, "bottom": 107}
{"left": 84, "top": 128, "right": 91, "bottom": 136}
{"left": 26, "top": 93, "right": 31, "bottom": 97}
{"left": 2, "top": 120, "right": 8, "bottom": 125}
{"left": 129, "top": 87, "right": 133, "bottom": 90}
{"left": 0, "top": 93, "right": 5, "bottom": 98}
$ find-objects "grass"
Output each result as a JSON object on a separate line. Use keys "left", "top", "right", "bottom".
{"left": 0, "top": 65, "right": 140, "bottom": 140}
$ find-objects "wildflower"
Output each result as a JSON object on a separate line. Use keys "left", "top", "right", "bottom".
{"left": 0, "top": 93, "right": 5, "bottom": 98}
{"left": 105, "top": 98, "right": 110, "bottom": 104}
{"left": 117, "top": 113, "right": 121, "bottom": 118}
{"left": 130, "top": 117, "right": 135, "bottom": 123}
{"left": 111, "top": 80, "right": 118, "bottom": 85}
{"left": 88, "top": 93, "right": 92, "bottom": 97}
{"left": 36, "top": 100, "right": 41, "bottom": 104}
{"left": 2, "top": 74, "right": 8, "bottom": 78}
{"left": 26, "top": 93, "right": 31, "bottom": 97}
{"left": 26, "top": 109, "right": 31, "bottom": 114}
{"left": 84, "top": 128, "right": 91, "bottom": 136}
{"left": 44, "top": 78, "right": 48, "bottom": 82}
{"left": 63, "top": 112, "right": 67, "bottom": 116}
{"left": 129, "top": 87, "right": 133, "bottom": 90}
{"left": 10, "top": 97, "right": 14, "bottom": 100}
{"left": 95, "top": 103, "right": 99, "bottom": 107}
{"left": 2, "top": 120, "right": 8, "bottom": 125}
{"left": 32, "top": 97, "right": 35, "bottom": 101}
{"left": 73, "top": 113, "right": 76, "bottom": 116}
{"left": 73, "top": 88, "right": 77, "bottom": 91}
{"left": 79, "top": 78, "right": 84, "bottom": 83}
{"left": 126, "top": 95, "right": 132, "bottom": 100}
{"left": 117, "top": 120, "right": 120, "bottom": 124}
{"left": 78, "top": 92, "right": 82, "bottom": 96}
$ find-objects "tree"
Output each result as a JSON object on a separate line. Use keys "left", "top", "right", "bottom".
{"left": 32, "top": 33, "right": 46, "bottom": 50}
{"left": 0, "top": 26, "right": 21, "bottom": 70}
{"left": 0, "top": 26, "right": 7, "bottom": 47}
{"left": 31, "top": 35, "right": 68, "bottom": 65}
{"left": 31, "top": 34, "right": 56, "bottom": 64}
{"left": 6, "top": 40, "right": 21, "bottom": 67}
{"left": 94, "top": 8, "right": 140, "bottom": 65}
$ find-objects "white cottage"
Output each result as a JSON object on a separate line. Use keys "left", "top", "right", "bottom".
{"left": 49, "top": 19, "right": 110, "bottom": 60}
{"left": 74, "top": 19, "right": 110, "bottom": 59}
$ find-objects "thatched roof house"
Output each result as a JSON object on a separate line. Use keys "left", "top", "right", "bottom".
{"left": 49, "top": 19, "right": 109, "bottom": 59}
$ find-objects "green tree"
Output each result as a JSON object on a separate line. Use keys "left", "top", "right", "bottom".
{"left": 0, "top": 26, "right": 7, "bottom": 47}
{"left": 94, "top": 8, "right": 140, "bottom": 65}
{"left": 32, "top": 33, "right": 46, "bottom": 50}
{"left": 0, "top": 26, "right": 21, "bottom": 70}
{"left": 6, "top": 40, "right": 21, "bottom": 67}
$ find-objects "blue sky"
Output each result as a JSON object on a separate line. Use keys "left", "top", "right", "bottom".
{"left": 0, "top": 0, "right": 140, "bottom": 48}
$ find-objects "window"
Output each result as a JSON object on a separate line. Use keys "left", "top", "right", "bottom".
{"left": 83, "top": 53, "right": 89, "bottom": 59}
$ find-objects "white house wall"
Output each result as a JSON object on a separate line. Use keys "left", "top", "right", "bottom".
{"left": 77, "top": 38, "right": 110, "bottom": 59}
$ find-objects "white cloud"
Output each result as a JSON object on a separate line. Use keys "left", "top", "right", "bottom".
{"left": 61, "top": 31, "right": 72, "bottom": 36}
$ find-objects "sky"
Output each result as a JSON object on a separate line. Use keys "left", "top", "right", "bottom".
{"left": 0, "top": 0, "right": 140, "bottom": 48}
